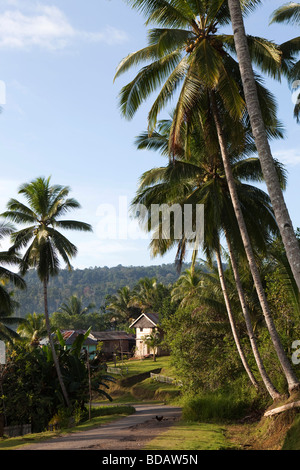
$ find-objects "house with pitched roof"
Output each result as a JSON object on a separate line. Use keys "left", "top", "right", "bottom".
{"left": 129, "top": 312, "right": 166, "bottom": 358}
{"left": 58, "top": 329, "right": 135, "bottom": 360}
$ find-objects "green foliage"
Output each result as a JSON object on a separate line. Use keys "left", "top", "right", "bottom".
{"left": 181, "top": 393, "right": 252, "bottom": 423}
{"left": 50, "top": 310, "right": 112, "bottom": 331}
{"left": 11, "top": 263, "right": 188, "bottom": 319}
{"left": 17, "top": 312, "right": 47, "bottom": 346}
{"left": 282, "top": 414, "right": 300, "bottom": 450}
{"left": 0, "top": 337, "right": 114, "bottom": 432}
{"left": 1, "top": 176, "right": 92, "bottom": 282}
{"left": 1, "top": 344, "right": 61, "bottom": 432}
{"left": 162, "top": 303, "right": 243, "bottom": 393}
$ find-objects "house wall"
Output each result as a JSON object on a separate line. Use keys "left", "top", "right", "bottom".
{"left": 135, "top": 327, "right": 153, "bottom": 357}
{"left": 102, "top": 340, "right": 130, "bottom": 354}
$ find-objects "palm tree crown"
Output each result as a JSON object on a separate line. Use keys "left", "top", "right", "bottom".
{"left": 1, "top": 176, "right": 92, "bottom": 281}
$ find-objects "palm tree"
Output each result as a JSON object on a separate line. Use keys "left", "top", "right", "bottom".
{"left": 1, "top": 176, "right": 93, "bottom": 408}
{"left": 17, "top": 312, "right": 47, "bottom": 347}
{"left": 143, "top": 329, "right": 161, "bottom": 361}
{"left": 171, "top": 269, "right": 203, "bottom": 308}
{"left": 59, "top": 295, "right": 95, "bottom": 317}
{"left": 117, "top": 0, "right": 300, "bottom": 395}
{"left": 131, "top": 277, "right": 162, "bottom": 312}
{"left": 0, "top": 221, "right": 26, "bottom": 343}
{"left": 132, "top": 117, "right": 283, "bottom": 397}
{"left": 227, "top": 0, "right": 300, "bottom": 307}
{"left": 106, "top": 286, "right": 140, "bottom": 324}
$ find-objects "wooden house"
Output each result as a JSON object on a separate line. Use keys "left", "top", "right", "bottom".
{"left": 129, "top": 312, "right": 166, "bottom": 358}
{"left": 59, "top": 329, "right": 135, "bottom": 360}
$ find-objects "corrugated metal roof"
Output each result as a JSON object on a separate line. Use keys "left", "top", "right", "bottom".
{"left": 60, "top": 330, "right": 135, "bottom": 344}
{"left": 92, "top": 331, "right": 135, "bottom": 341}
{"left": 61, "top": 330, "right": 97, "bottom": 345}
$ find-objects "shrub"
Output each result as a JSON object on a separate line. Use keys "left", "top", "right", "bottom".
{"left": 181, "top": 393, "right": 252, "bottom": 423}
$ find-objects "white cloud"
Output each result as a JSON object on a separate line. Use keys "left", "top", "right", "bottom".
{"left": 273, "top": 149, "right": 300, "bottom": 167}
{"left": 84, "top": 26, "right": 130, "bottom": 46}
{"left": 0, "top": 4, "right": 129, "bottom": 50}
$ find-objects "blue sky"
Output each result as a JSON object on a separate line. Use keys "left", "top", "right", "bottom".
{"left": 0, "top": 0, "right": 299, "bottom": 269}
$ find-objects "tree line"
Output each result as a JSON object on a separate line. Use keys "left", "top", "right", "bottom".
{"left": 11, "top": 262, "right": 191, "bottom": 318}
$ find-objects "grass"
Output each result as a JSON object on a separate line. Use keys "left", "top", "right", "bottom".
{"left": 181, "top": 393, "right": 252, "bottom": 423}
{"left": 131, "top": 376, "right": 181, "bottom": 402}
{"left": 97, "top": 355, "right": 182, "bottom": 405}
{"left": 0, "top": 405, "right": 135, "bottom": 450}
{"left": 107, "top": 356, "right": 176, "bottom": 378}
{"left": 282, "top": 414, "right": 300, "bottom": 450}
{"left": 145, "top": 421, "right": 237, "bottom": 450}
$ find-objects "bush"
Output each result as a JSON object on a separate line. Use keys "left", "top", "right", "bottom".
{"left": 0, "top": 342, "right": 114, "bottom": 433}
{"left": 181, "top": 393, "right": 252, "bottom": 423}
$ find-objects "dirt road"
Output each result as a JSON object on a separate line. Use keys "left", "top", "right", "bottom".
{"left": 18, "top": 404, "right": 182, "bottom": 451}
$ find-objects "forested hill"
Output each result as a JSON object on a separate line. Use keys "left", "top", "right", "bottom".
{"left": 12, "top": 263, "right": 191, "bottom": 318}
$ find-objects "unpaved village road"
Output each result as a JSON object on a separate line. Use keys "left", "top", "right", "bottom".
{"left": 18, "top": 404, "right": 182, "bottom": 451}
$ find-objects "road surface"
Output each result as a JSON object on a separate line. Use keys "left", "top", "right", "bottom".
{"left": 18, "top": 404, "right": 182, "bottom": 451}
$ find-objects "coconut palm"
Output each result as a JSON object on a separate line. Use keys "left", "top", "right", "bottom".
{"left": 132, "top": 116, "right": 284, "bottom": 397}
{"left": 227, "top": 0, "right": 300, "bottom": 315}
{"left": 106, "top": 286, "right": 139, "bottom": 324}
{"left": 131, "top": 277, "right": 163, "bottom": 312}
{"left": 1, "top": 176, "right": 93, "bottom": 408}
{"left": 0, "top": 221, "right": 26, "bottom": 343}
{"left": 171, "top": 268, "right": 203, "bottom": 308}
{"left": 59, "top": 295, "right": 95, "bottom": 317}
{"left": 17, "top": 312, "right": 48, "bottom": 347}
{"left": 117, "top": 0, "right": 300, "bottom": 394}
{"left": 143, "top": 329, "right": 161, "bottom": 361}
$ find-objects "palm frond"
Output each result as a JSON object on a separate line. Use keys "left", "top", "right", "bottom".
{"left": 114, "top": 44, "right": 162, "bottom": 81}
{"left": 148, "top": 55, "right": 189, "bottom": 131}
{"left": 125, "top": 0, "right": 195, "bottom": 27}
{"left": 270, "top": 2, "right": 300, "bottom": 25}
{"left": 54, "top": 220, "right": 92, "bottom": 232}
{"left": 0, "top": 266, "right": 26, "bottom": 289}
{"left": 118, "top": 50, "right": 183, "bottom": 119}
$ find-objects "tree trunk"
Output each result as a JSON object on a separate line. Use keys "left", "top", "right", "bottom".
{"left": 227, "top": 0, "right": 300, "bottom": 295}
{"left": 264, "top": 400, "right": 300, "bottom": 417}
{"left": 215, "top": 245, "right": 259, "bottom": 389}
{"left": 225, "top": 233, "right": 281, "bottom": 400}
{"left": 210, "top": 90, "right": 300, "bottom": 393}
{"left": 43, "top": 279, "right": 70, "bottom": 408}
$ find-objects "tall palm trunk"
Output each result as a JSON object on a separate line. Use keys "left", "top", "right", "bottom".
{"left": 227, "top": 0, "right": 300, "bottom": 295}
{"left": 210, "top": 90, "right": 300, "bottom": 393}
{"left": 43, "top": 279, "right": 70, "bottom": 408}
{"left": 225, "top": 233, "right": 281, "bottom": 400}
{"left": 215, "top": 244, "right": 259, "bottom": 389}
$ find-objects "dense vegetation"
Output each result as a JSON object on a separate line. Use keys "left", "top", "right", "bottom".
{"left": 11, "top": 263, "right": 191, "bottom": 319}
{"left": 1, "top": 0, "right": 300, "bottom": 449}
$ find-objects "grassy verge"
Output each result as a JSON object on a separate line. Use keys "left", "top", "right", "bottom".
{"left": 0, "top": 405, "right": 135, "bottom": 450}
{"left": 282, "top": 414, "right": 300, "bottom": 450}
{"left": 145, "top": 421, "right": 238, "bottom": 450}
{"left": 107, "top": 356, "right": 176, "bottom": 379}
{"left": 99, "top": 356, "right": 182, "bottom": 405}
